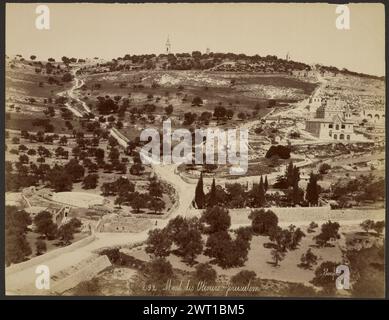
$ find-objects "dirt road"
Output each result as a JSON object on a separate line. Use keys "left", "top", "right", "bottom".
{"left": 5, "top": 67, "right": 382, "bottom": 295}
{"left": 6, "top": 65, "right": 197, "bottom": 294}
{"left": 6, "top": 163, "right": 196, "bottom": 295}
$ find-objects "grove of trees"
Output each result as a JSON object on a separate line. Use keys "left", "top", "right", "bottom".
{"left": 5, "top": 206, "right": 32, "bottom": 265}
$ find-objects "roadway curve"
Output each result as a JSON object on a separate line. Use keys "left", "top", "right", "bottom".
{"left": 6, "top": 65, "right": 196, "bottom": 295}
{"left": 62, "top": 67, "right": 195, "bottom": 222}
{"left": 6, "top": 163, "right": 196, "bottom": 295}
{"left": 3, "top": 67, "right": 353, "bottom": 294}
{"left": 57, "top": 66, "right": 92, "bottom": 117}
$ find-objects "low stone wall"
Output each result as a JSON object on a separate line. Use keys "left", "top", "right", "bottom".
{"left": 94, "top": 240, "right": 145, "bottom": 254}
{"left": 98, "top": 219, "right": 151, "bottom": 233}
{"left": 95, "top": 219, "right": 104, "bottom": 232}
{"left": 229, "top": 206, "right": 332, "bottom": 215}
{"left": 187, "top": 206, "right": 385, "bottom": 226}
{"left": 51, "top": 255, "right": 111, "bottom": 294}
{"left": 177, "top": 171, "right": 197, "bottom": 185}
{"left": 21, "top": 194, "right": 32, "bottom": 208}
{"left": 5, "top": 235, "right": 96, "bottom": 276}
{"left": 188, "top": 206, "right": 331, "bottom": 216}
{"left": 110, "top": 128, "right": 129, "bottom": 148}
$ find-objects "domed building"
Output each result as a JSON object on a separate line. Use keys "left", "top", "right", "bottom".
{"left": 305, "top": 100, "right": 355, "bottom": 141}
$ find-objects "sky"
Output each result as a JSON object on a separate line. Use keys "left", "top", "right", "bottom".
{"left": 6, "top": 3, "right": 386, "bottom": 76}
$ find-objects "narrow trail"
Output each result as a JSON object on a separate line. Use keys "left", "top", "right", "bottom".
{"left": 57, "top": 67, "right": 92, "bottom": 117}
{"left": 62, "top": 65, "right": 196, "bottom": 220}
{"left": 6, "top": 67, "right": 379, "bottom": 295}
{"left": 6, "top": 65, "right": 197, "bottom": 295}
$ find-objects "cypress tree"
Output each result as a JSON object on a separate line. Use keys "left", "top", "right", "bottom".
{"left": 264, "top": 175, "right": 269, "bottom": 191}
{"left": 208, "top": 178, "right": 217, "bottom": 207}
{"left": 195, "top": 172, "right": 205, "bottom": 209}
{"left": 292, "top": 183, "right": 301, "bottom": 206}
{"left": 293, "top": 166, "right": 300, "bottom": 186}
{"left": 286, "top": 161, "right": 294, "bottom": 187}
{"left": 292, "top": 166, "right": 301, "bottom": 205}
{"left": 306, "top": 172, "right": 319, "bottom": 206}
{"left": 258, "top": 176, "right": 266, "bottom": 207}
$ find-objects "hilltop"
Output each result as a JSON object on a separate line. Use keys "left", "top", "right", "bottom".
{"left": 77, "top": 52, "right": 384, "bottom": 81}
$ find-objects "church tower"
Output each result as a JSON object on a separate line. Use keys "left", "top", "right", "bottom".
{"left": 166, "top": 36, "right": 171, "bottom": 54}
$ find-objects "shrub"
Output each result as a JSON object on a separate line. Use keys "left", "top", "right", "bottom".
{"left": 35, "top": 239, "right": 47, "bottom": 256}
{"left": 194, "top": 263, "right": 217, "bottom": 283}
{"left": 265, "top": 145, "right": 291, "bottom": 159}
{"left": 319, "top": 163, "right": 331, "bottom": 174}
{"left": 145, "top": 258, "right": 174, "bottom": 285}
{"left": 249, "top": 209, "right": 278, "bottom": 236}
{"left": 230, "top": 270, "right": 257, "bottom": 286}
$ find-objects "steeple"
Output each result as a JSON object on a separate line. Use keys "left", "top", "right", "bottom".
{"left": 166, "top": 36, "right": 171, "bottom": 54}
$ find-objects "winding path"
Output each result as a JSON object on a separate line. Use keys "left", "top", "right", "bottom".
{"left": 63, "top": 66, "right": 196, "bottom": 220}
{"left": 6, "top": 67, "right": 382, "bottom": 295}
{"left": 6, "top": 65, "right": 196, "bottom": 295}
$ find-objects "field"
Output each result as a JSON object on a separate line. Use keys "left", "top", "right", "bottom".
{"left": 5, "top": 113, "right": 83, "bottom": 134}
{"left": 4, "top": 56, "right": 385, "bottom": 297}
{"left": 6, "top": 66, "right": 70, "bottom": 98}
{"left": 25, "top": 230, "right": 89, "bottom": 258}
{"left": 80, "top": 70, "right": 317, "bottom": 121}
{"left": 124, "top": 227, "right": 343, "bottom": 285}
{"left": 74, "top": 219, "right": 382, "bottom": 297}
{"left": 52, "top": 192, "right": 105, "bottom": 208}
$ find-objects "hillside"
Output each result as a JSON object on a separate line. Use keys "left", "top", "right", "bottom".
{"left": 81, "top": 52, "right": 384, "bottom": 82}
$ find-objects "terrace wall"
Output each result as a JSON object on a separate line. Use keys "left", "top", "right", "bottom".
{"left": 51, "top": 255, "right": 111, "bottom": 294}
{"left": 187, "top": 206, "right": 385, "bottom": 225}
{"left": 5, "top": 234, "right": 96, "bottom": 276}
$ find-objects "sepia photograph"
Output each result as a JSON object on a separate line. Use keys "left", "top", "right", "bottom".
{"left": 3, "top": 2, "right": 386, "bottom": 299}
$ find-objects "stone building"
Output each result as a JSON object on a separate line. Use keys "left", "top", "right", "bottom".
{"left": 360, "top": 109, "right": 385, "bottom": 124}
{"left": 305, "top": 102, "right": 355, "bottom": 141}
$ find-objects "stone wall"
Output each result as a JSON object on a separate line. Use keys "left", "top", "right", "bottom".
{"left": 51, "top": 255, "right": 111, "bottom": 294}
{"left": 187, "top": 206, "right": 385, "bottom": 226}
{"left": 98, "top": 218, "right": 151, "bottom": 233}
{"left": 6, "top": 235, "right": 96, "bottom": 276}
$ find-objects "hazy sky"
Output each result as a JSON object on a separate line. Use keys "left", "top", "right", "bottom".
{"left": 6, "top": 3, "right": 385, "bottom": 76}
